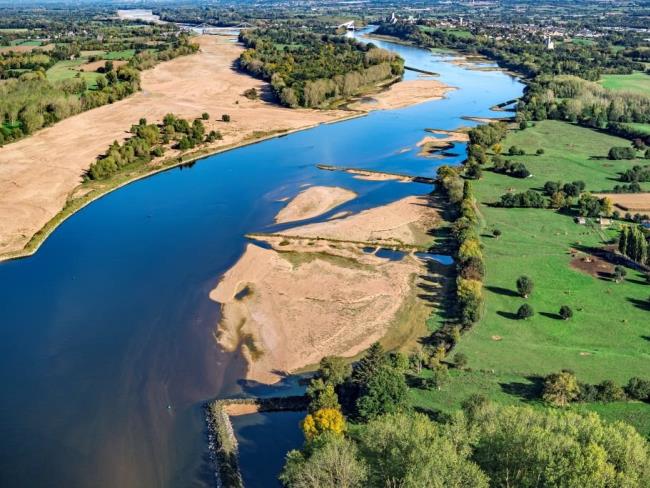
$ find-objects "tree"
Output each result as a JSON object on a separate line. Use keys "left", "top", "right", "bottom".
{"left": 280, "top": 435, "right": 367, "bottom": 488}
{"left": 542, "top": 370, "right": 579, "bottom": 406}
{"left": 307, "top": 381, "right": 340, "bottom": 413}
{"left": 318, "top": 356, "right": 352, "bottom": 386}
{"left": 517, "top": 303, "right": 534, "bottom": 320}
{"left": 356, "top": 413, "right": 489, "bottom": 488}
{"left": 356, "top": 364, "right": 409, "bottom": 420}
{"left": 492, "top": 228, "right": 502, "bottom": 239}
{"left": 559, "top": 305, "right": 573, "bottom": 320}
{"left": 516, "top": 275, "right": 534, "bottom": 298}
{"left": 201, "top": 112, "right": 210, "bottom": 120}
{"left": 302, "top": 408, "right": 346, "bottom": 441}
{"left": 221, "top": 114, "right": 231, "bottom": 122}
{"left": 613, "top": 265, "right": 627, "bottom": 283}
{"left": 352, "top": 342, "right": 387, "bottom": 386}
{"left": 427, "top": 364, "right": 450, "bottom": 389}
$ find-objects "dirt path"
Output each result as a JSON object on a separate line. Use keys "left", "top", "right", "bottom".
{"left": 0, "top": 36, "right": 346, "bottom": 256}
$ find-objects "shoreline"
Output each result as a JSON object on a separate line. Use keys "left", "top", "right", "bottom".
{"left": 0, "top": 111, "right": 366, "bottom": 263}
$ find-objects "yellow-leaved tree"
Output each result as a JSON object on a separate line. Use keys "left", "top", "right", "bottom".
{"left": 301, "top": 407, "right": 346, "bottom": 441}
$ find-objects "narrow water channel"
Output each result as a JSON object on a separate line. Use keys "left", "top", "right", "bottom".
{"left": 0, "top": 28, "right": 523, "bottom": 487}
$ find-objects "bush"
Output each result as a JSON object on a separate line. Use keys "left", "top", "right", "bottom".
{"left": 243, "top": 87, "right": 258, "bottom": 100}
{"left": 517, "top": 304, "right": 534, "bottom": 320}
{"left": 608, "top": 146, "right": 636, "bottom": 160}
{"left": 625, "top": 377, "right": 650, "bottom": 401}
{"left": 453, "top": 353, "right": 468, "bottom": 369}
{"left": 596, "top": 380, "right": 626, "bottom": 402}
{"left": 499, "top": 190, "right": 546, "bottom": 208}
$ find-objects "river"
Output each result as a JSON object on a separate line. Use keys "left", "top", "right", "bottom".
{"left": 0, "top": 28, "right": 523, "bottom": 487}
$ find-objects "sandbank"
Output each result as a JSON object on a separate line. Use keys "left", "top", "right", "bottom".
{"left": 275, "top": 186, "right": 357, "bottom": 223}
{"left": 349, "top": 79, "right": 454, "bottom": 111}
{"left": 210, "top": 194, "right": 440, "bottom": 384}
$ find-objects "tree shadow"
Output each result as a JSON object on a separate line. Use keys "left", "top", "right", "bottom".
{"left": 499, "top": 375, "right": 544, "bottom": 402}
{"left": 627, "top": 297, "right": 650, "bottom": 311}
{"left": 486, "top": 285, "right": 519, "bottom": 297}
{"left": 540, "top": 311, "right": 563, "bottom": 320}
{"left": 641, "top": 335, "right": 650, "bottom": 342}
{"left": 497, "top": 310, "right": 519, "bottom": 320}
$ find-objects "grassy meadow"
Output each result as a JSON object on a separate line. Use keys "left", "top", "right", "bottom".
{"left": 599, "top": 71, "right": 650, "bottom": 95}
{"left": 425, "top": 120, "right": 650, "bottom": 434}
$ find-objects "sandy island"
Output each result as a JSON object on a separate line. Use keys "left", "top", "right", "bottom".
{"left": 348, "top": 79, "right": 454, "bottom": 111}
{"left": 0, "top": 34, "right": 454, "bottom": 259}
{"left": 275, "top": 186, "right": 357, "bottom": 223}
{"left": 210, "top": 194, "right": 441, "bottom": 384}
{"left": 416, "top": 129, "right": 469, "bottom": 157}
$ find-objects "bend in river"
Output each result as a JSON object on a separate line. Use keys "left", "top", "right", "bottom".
{"left": 0, "top": 28, "right": 523, "bottom": 488}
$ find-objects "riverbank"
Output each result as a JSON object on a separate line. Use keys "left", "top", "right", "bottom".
{"left": 0, "top": 34, "right": 455, "bottom": 262}
{"left": 210, "top": 194, "right": 440, "bottom": 384}
{"left": 0, "top": 35, "right": 350, "bottom": 261}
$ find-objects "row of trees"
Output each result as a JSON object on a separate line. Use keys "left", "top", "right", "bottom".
{"left": 238, "top": 28, "right": 404, "bottom": 108}
{"left": 543, "top": 369, "right": 650, "bottom": 406}
{"left": 618, "top": 225, "right": 649, "bottom": 265}
{"left": 621, "top": 164, "right": 650, "bottom": 183}
{"left": 520, "top": 75, "right": 650, "bottom": 129}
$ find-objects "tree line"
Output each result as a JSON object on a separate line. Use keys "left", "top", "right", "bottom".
{"left": 237, "top": 28, "right": 404, "bottom": 108}
{"left": 280, "top": 348, "right": 650, "bottom": 487}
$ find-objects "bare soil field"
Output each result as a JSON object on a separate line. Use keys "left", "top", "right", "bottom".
{"left": 593, "top": 193, "right": 650, "bottom": 213}
{"left": 275, "top": 186, "right": 357, "bottom": 224}
{"left": 0, "top": 36, "right": 347, "bottom": 257}
{"left": 210, "top": 195, "right": 440, "bottom": 384}
{"left": 79, "top": 59, "right": 128, "bottom": 72}
{"left": 0, "top": 43, "right": 54, "bottom": 54}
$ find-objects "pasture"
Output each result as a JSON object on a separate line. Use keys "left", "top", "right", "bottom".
{"left": 599, "top": 72, "right": 650, "bottom": 95}
{"left": 433, "top": 120, "right": 650, "bottom": 433}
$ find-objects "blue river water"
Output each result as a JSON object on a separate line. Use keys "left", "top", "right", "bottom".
{"left": 0, "top": 29, "right": 523, "bottom": 487}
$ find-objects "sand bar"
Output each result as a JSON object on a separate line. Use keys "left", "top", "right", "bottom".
{"left": 211, "top": 194, "right": 439, "bottom": 384}
{"left": 275, "top": 186, "right": 357, "bottom": 223}
{"left": 349, "top": 79, "right": 454, "bottom": 111}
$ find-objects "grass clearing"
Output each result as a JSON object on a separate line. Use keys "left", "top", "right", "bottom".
{"left": 599, "top": 71, "right": 650, "bottom": 95}
{"left": 104, "top": 49, "right": 136, "bottom": 60}
{"left": 46, "top": 59, "right": 103, "bottom": 89}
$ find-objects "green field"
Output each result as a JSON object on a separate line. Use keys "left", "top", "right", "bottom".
{"left": 46, "top": 59, "right": 103, "bottom": 89}
{"left": 625, "top": 122, "right": 650, "bottom": 135}
{"left": 104, "top": 49, "right": 136, "bottom": 60}
{"left": 599, "top": 72, "right": 650, "bottom": 95}
{"left": 420, "top": 26, "right": 473, "bottom": 39}
{"left": 429, "top": 120, "right": 650, "bottom": 433}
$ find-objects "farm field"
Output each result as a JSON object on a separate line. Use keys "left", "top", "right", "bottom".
{"left": 442, "top": 120, "right": 650, "bottom": 431}
{"left": 599, "top": 71, "right": 650, "bottom": 95}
